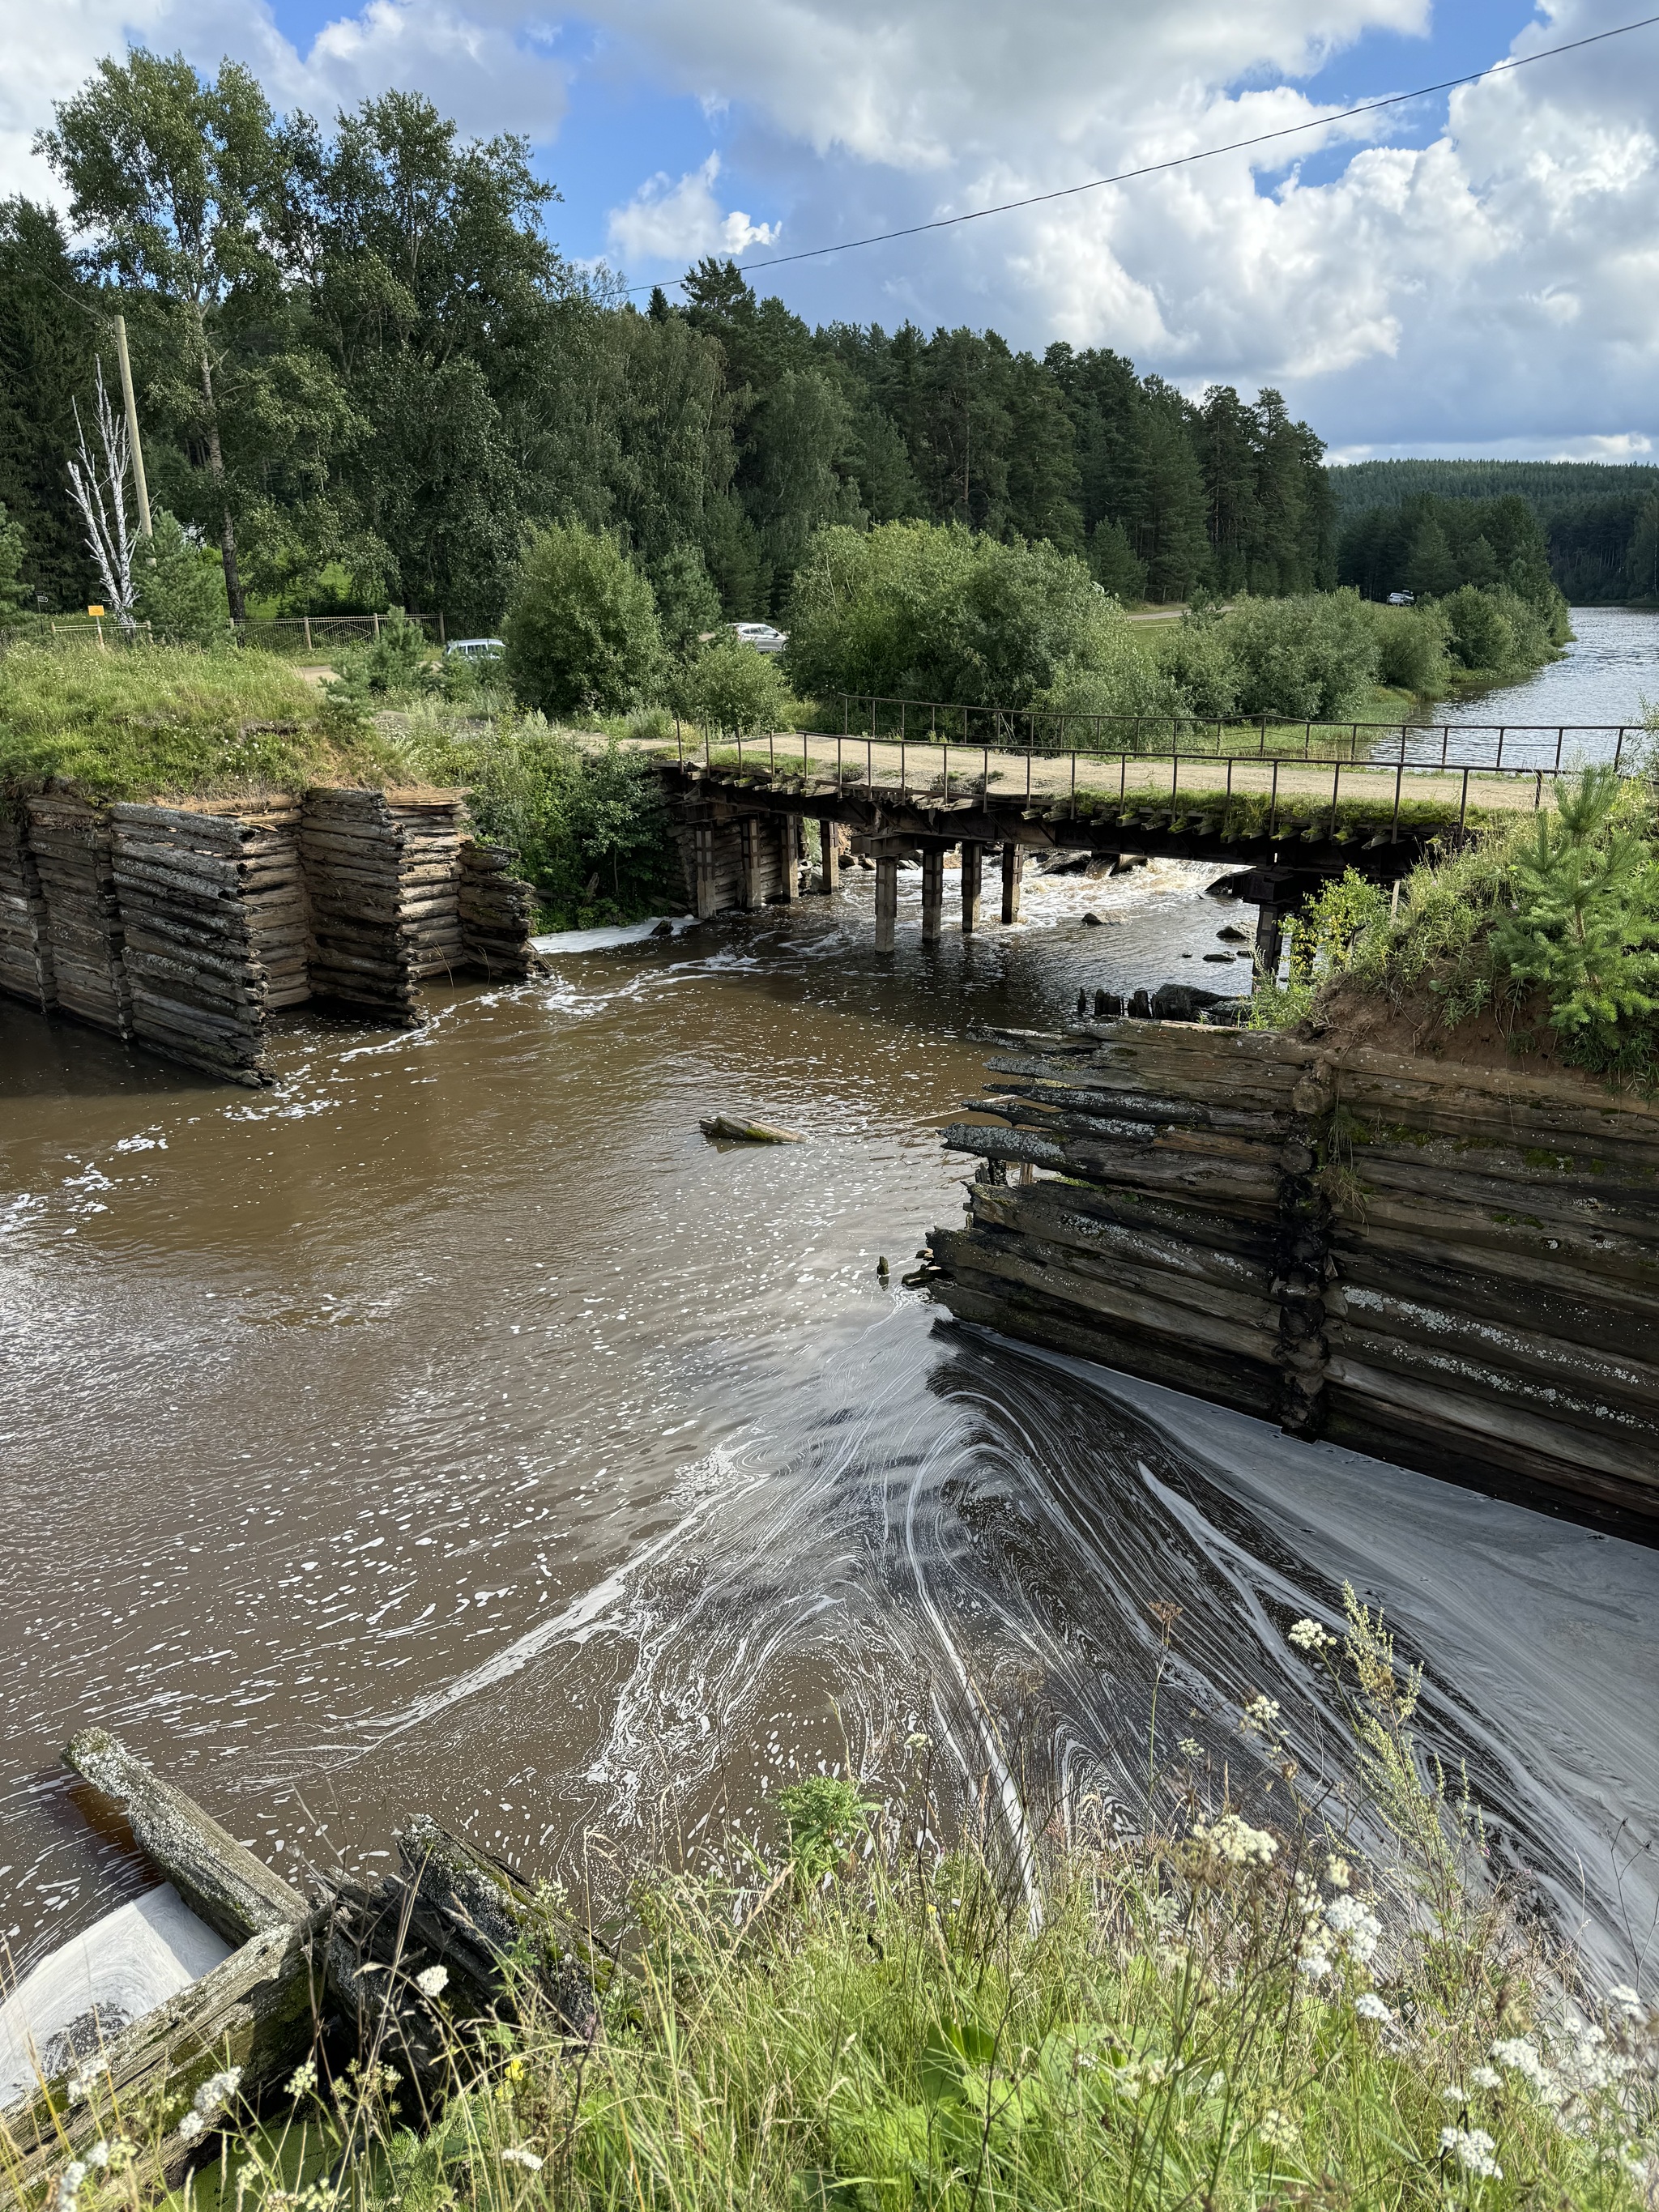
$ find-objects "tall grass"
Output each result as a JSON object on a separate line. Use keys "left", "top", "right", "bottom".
{"left": 0, "top": 641, "right": 403, "bottom": 807}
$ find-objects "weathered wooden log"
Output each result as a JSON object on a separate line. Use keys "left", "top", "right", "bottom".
{"left": 65, "top": 1729, "right": 307, "bottom": 1945}
{"left": 700, "top": 1114, "right": 803, "bottom": 1144}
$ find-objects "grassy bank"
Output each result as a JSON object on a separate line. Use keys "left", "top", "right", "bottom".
{"left": 1252, "top": 765, "right": 1659, "bottom": 1085}
{"left": 14, "top": 1594, "right": 1653, "bottom": 2212}
{"left": 0, "top": 643, "right": 685, "bottom": 929}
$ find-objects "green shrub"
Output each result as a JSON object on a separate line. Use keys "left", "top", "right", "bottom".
{"left": 399, "top": 706, "right": 683, "bottom": 925}
{"left": 132, "top": 513, "right": 227, "bottom": 647}
{"left": 1226, "top": 590, "right": 1381, "bottom": 720}
{"left": 325, "top": 610, "right": 436, "bottom": 702}
{"left": 1366, "top": 599, "right": 1450, "bottom": 696}
{"left": 1156, "top": 604, "right": 1240, "bottom": 721}
{"left": 785, "top": 520, "right": 1111, "bottom": 707}
{"left": 503, "top": 523, "right": 662, "bottom": 718}
{"left": 676, "top": 634, "right": 795, "bottom": 734}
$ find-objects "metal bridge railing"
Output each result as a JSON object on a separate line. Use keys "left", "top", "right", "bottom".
{"left": 672, "top": 707, "right": 1654, "bottom": 846}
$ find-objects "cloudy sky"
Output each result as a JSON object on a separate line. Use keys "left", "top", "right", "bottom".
{"left": 7, "top": 0, "right": 1658, "bottom": 461}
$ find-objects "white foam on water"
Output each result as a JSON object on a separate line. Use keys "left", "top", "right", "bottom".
{"left": 0, "top": 1886, "right": 231, "bottom": 2112}
{"left": 533, "top": 917, "right": 695, "bottom": 954}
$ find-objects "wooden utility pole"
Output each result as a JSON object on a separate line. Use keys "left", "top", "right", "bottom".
{"left": 112, "top": 314, "right": 151, "bottom": 538}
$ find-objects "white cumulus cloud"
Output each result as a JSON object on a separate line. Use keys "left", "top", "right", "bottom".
{"left": 608, "top": 153, "right": 779, "bottom": 266}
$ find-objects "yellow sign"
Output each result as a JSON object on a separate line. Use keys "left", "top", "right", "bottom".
{"left": 87, "top": 604, "right": 104, "bottom": 617}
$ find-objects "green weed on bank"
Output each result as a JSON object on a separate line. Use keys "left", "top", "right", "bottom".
{"left": 14, "top": 1595, "right": 1653, "bottom": 2212}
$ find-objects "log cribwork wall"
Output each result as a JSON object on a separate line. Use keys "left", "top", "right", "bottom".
{"left": 928, "top": 1021, "right": 1659, "bottom": 1532}
{"left": 0, "top": 784, "right": 535, "bottom": 1085}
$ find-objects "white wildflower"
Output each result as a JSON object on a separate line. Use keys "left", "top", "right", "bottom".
{"left": 1194, "top": 1813, "right": 1277, "bottom": 1865}
{"left": 1178, "top": 1737, "right": 1202, "bottom": 1758}
{"left": 60, "top": 2160, "right": 89, "bottom": 2207}
{"left": 1325, "top": 1855, "right": 1351, "bottom": 1890}
{"left": 1439, "top": 2125, "right": 1502, "bottom": 2180}
{"left": 194, "top": 2067, "right": 242, "bottom": 2116}
{"left": 1491, "top": 2037, "right": 1561, "bottom": 2105}
{"left": 415, "top": 1965, "right": 450, "bottom": 1999}
{"left": 1297, "top": 1949, "right": 1332, "bottom": 1981}
{"left": 1258, "top": 2109, "right": 1298, "bottom": 2154}
{"left": 1240, "top": 1695, "right": 1281, "bottom": 1733}
{"left": 1324, "top": 1894, "right": 1382, "bottom": 1964}
{"left": 1469, "top": 2066, "right": 1502, "bottom": 2091}
{"left": 286, "top": 2060, "right": 318, "bottom": 2098}
{"left": 1608, "top": 1983, "right": 1642, "bottom": 2012}
{"left": 1354, "top": 1993, "right": 1391, "bottom": 2022}
{"left": 83, "top": 2144, "right": 109, "bottom": 2171}
{"left": 176, "top": 2114, "right": 204, "bottom": 2146}
{"left": 1288, "top": 1618, "right": 1336, "bottom": 1652}
{"left": 500, "top": 2148, "right": 543, "bottom": 2172}
{"left": 1442, "top": 2084, "right": 1467, "bottom": 2104}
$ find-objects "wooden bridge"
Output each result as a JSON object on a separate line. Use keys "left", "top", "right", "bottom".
{"left": 651, "top": 718, "right": 1636, "bottom": 965}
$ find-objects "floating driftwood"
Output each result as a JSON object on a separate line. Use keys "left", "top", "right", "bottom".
{"left": 700, "top": 1114, "right": 803, "bottom": 1144}
{"left": 926, "top": 1021, "right": 1659, "bottom": 1529}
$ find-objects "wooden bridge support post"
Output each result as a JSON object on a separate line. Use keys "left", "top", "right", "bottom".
{"left": 819, "top": 817, "right": 838, "bottom": 894}
{"left": 778, "top": 815, "right": 798, "bottom": 901}
{"left": 693, "top": 824, "right": 719, "bottom": 919}
{"left": 1255, "top": 901, "right": 1285, "bottom": 981}
{"left": 921, "top": 848, "right": 945, "bottom": 944}
{"left": 874, "top": 856, "right": 899, "bottom": 952}
{"left": 740, "top": 818, "right": 764, "bottom": 910}
{"left": 1001, "top": 841, "right": 1024, "bottom": 925}
{"left": 961, "top": 841, "right": 983, "bottom": 934}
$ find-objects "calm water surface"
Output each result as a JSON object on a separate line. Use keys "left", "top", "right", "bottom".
{"left": 1405, "top": 605, "right": 1659, "bottom": 762}
{"left": 2, "top": 862, "right": 1656, "bottom": 1986}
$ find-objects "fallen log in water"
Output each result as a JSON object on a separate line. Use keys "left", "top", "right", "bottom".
{"left": 700, "top": 1113, "right": 804, "bottom": 1144}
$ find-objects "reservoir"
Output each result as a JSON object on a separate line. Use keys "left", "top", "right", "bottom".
{"left": 4, "top": 852, "right": 1655, "bottom": 1988}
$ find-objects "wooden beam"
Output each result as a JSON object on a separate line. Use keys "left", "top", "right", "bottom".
{"left": 777, "top": 814, "right": 797, "bottom": 901}
{"left": 920, "top": 848, "right": 945, "bottom": 944}
{"left": 875, "top": 855, "right": 898, "bottom": 952}
{"left": 961, "top": 841, "right": 982, "bottom": 934}
{"left": 65, "top": 1729, "right": 307, "bottom": 1946}
{"left": 1001, "top": 841, "right": 1023, "bottom": 924}
{"left": 819, "top": 817, "right": 839, "bottom": 894}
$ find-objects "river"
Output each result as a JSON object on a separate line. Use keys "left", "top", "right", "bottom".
{"left": 2, "top": 853, "right": 1657, "bottom": 1994}
{"left": 1403, "top": 603, "right": 1659, "bottom": 764}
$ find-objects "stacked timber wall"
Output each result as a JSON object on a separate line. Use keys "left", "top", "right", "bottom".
{"left": 928, "top": 1021, "right": 1659, "bottom": 1532}
{"left": 0, "top": 783, "right": 536, "bottom": 1084}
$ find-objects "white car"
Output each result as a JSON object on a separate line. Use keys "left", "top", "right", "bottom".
{"left": 731, "top": 622, "right": 787, "bottom": 655}
{"left": 1385, "top": 592, "right": 1414, "bottom": 607}
{"left": 446, "top": 637, "right": 505, "bottom": 660}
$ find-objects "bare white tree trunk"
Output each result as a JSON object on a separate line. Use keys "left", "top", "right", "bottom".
{"left": 68, "top": 361, "right": 135, "bottom": 629}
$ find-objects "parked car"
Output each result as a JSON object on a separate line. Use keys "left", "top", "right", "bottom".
{"left": 1385, "top": 591, "right": 1415, "bottom": 607}
{"left": 446, "top": 637, "right": 505, "bottom": 660}
{"left": 731, "top": 621, "right": 787, "bottom": 655}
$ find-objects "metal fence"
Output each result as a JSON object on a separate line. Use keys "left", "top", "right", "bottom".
{"left": 2, "top": 612, "right": 442, "bottom": 654}
{"left": 826, "top": 693, "right": 1651, "bottom": 776}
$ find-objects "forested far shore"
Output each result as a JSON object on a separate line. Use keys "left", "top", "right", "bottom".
{"left": 0, "top": 53, "right": 1333, "bottom": 629}
{"left": 1333, "top": 458, "right": 1659, "bottom": 605}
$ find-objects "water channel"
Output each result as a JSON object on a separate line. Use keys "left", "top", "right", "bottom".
{"left": 5, "top": 842, "right": 1656, "bottom": 1992}
{"left": 4, "top": 613, "right": 1658, "bottom": 1993}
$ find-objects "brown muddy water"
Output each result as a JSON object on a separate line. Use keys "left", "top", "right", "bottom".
{"left": 3, "top": 862, "right": 1657, "bottom": 1985}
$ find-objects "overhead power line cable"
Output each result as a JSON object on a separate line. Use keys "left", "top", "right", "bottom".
{"left": 627, "top": 11, "right": 1659, "bottom": 294}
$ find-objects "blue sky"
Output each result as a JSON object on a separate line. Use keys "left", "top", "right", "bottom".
{"left": 6, "top": 0, "right": 1657, "bottom": 458}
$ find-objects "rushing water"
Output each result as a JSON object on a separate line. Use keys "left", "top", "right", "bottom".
{"left": 2, "top": 861, "right": 1657, "bottom": 1993}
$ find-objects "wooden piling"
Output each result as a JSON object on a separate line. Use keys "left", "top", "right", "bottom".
{"left": 921, "top": 848, "right": 945, "bottom": 944}
{"left": 961, "top": 841, "right": 983, "bottom": 934}
{"left": 1254, "top": 901, "right": 1284, "bottom": 978}
{"left": 1001, "top": 841, "right": 1024, "bottom": 925}
{"left": 874, "top": 855, "right": 899, "bottom": 952}
{"left": 693, "top": 823, "right": 719, "bottom": 918}
{"left": 740, "top": 818, "right": 765, "bottom": 910}
{"left": 820, "top": 817, "right": 838, "bottom": 895}
{"left": 778, "top": 815, "right": 798, "bottom": 901}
